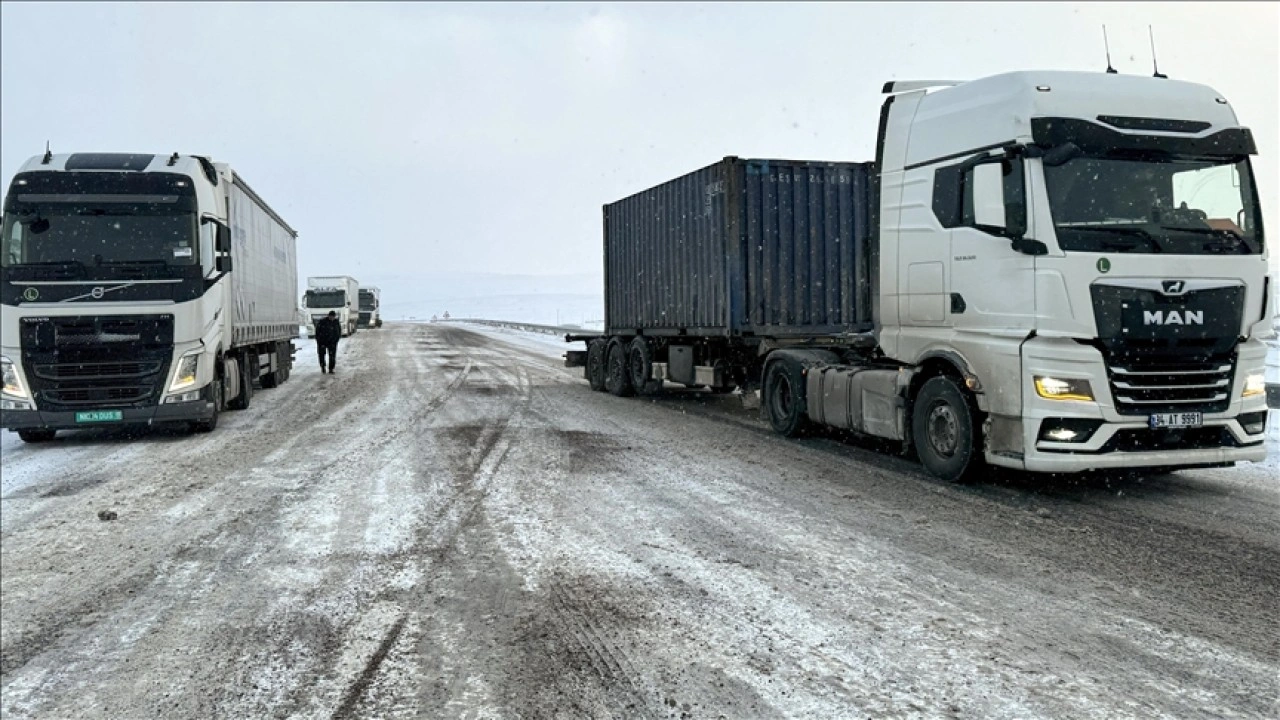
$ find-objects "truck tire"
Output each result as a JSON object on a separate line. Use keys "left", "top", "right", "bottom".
{"left": 17, "top": 428, "right": 56, "bottom": 443}
{"left": 261, "top": 348, "right": 280, "bottom": 389}
{"left": 764, "top": 359, "right": 809, "bottom": 437}
{"left": 627, "top": 337, "right": 661, "bottom": 395}
{"left": 227, "top": 353, "right": 253, "bottom": 410}
{"left": 605, "top": 339, "right": 635, "bottom": 397}
{"left": 586, "top": 339, "right": 608, "bottom": 392}
{"left": 911, "top": 376, "right": 981, "bottom": 484}
{"left": 190, "top": 380, "right": 221, "bottom": 433}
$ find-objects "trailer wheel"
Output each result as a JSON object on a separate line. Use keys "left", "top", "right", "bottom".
{"left": 911, "top": 376, "right": 981, "bottom": 484}
{"left": 627, "top": 338, "right": 661, "bottom": 395}
{"left": 586, "top": 339, "right": 608, "bottom": 392}
{"left": 17, "top": 429, "right": 56, "bottom": 443}
{"left": 764, "top": 359, "right": 809, "bottom": 437}
{"left": 261, "top": 349, "right": 280, "bottom": 389}
{"left": 604, "top": 340, "right": 635, "bottom": 397}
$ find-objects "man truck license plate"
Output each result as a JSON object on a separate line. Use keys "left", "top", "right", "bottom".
{"left": 1148, "top": 412, "right": 1202, "bottom": 429}
{"left": 75, "top": 410, "right": 123, "bottom": 423}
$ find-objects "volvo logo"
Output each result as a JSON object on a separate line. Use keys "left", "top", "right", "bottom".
{"left": 90, "top": 286, "right": 105, "bottom": 299}
{"left": 1144, "top": 309, "right": 1204, "bottom": 326}
{"left": 1161, "top": 280, "right": 1188, "bottom": 295}
{"left": 22, "top": 287, "right": 39, "bottom": 301}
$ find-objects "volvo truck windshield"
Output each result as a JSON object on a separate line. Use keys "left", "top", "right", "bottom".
{"left": 1044, "top": 154, "right": 1263, "bottom": 255}
{"left": 2, "top": 204, "right": 199, "bottom": 271}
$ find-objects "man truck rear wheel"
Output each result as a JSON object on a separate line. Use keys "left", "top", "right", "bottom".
{"left": 764, "top": 359, "right": 809, "bottom": 437}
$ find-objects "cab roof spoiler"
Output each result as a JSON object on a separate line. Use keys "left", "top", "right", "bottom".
{"left": 882, "top": 80, "right": 962, "bottom": 94}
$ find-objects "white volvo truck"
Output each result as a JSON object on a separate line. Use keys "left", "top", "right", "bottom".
{"left": 569, "top": 70, "right": 1272, "bottom": 481}
{"left": 1, "top": 152, "right": 300, "bottom": 441}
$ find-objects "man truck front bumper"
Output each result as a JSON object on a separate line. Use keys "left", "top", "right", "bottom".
{"left": 985, "top": 337, "right": 1270, "bottom": 474}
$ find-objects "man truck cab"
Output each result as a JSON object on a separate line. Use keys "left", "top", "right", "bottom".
{"left": 877, "top": 71, "right": 1270, "bottom": 477}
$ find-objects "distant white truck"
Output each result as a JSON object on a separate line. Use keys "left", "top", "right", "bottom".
{"left": 303, "top": 276, "right": 359, "bottom": 337}
{"left": 358, "top": 286, "right": 381, "bottom": 329}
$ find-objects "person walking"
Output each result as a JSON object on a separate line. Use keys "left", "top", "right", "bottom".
{"left": 314, "top": 310, "right": 342, "bottom": 374}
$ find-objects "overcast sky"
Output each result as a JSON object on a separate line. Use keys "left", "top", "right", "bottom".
{"left": 2, "top": 2, "right": 1277, "bottom": 284}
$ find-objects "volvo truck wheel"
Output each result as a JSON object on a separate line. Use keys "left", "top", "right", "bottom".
{"left": 627, "top": 337, "right": 661, "bottom": 395}
{"left": 912, "top": 376, "right": 981, "bottom": 484}
{"left": 17, "top": 429, "right": 56, "bottom": 443}
{"left": 227, "top": 353, "right": 253, "bottom": 410}
{"left": 586, "top": 339, "right": 608, "bottom": 392}
{"left": 764, "top": 359, "right": 809, "bottom": 437}
{"left": 604, "top": 340, "right": 635, "bottom": 397}
{"left": 190, "top": 380, "right": 221, "bottom": 433}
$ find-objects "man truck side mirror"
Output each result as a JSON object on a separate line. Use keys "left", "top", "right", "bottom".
{"left": 971, "top": 163, "right": 1007, "bottom": 232}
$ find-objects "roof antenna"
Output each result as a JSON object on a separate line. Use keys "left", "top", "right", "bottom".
{"left": 1103, "top": 25, "right": 1117, "bottom": 74}
{"left": 1149, "top": 25, "right": 1167, "bottom": 78}
{"left": 41, "top": 141, "right": 53, "bottom": 165}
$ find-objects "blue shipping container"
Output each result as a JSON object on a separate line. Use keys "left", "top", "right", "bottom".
{"left": 604, "top": 157, "right": 874, "bottom": 337}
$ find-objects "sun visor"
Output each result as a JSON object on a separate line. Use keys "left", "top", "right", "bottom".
{"left": 1031, "top": 117, "right": 1256, "bottom": 157}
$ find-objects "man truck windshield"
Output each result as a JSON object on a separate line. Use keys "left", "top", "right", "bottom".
{"left": 1043, "top": 154, "right": 1263, "bottom": 255}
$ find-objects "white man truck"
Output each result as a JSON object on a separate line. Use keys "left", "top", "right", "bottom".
{"left": 358, "top": 286, "right": 382, "bottom": 329}
{"left": 304, "top": 276, "right": 359, "bottom": 337}
{"left": 567, "top": 70, "right": 1272, "bottom": 482}
{"left": 1, "top": 152, "right": 300, "bottom": 442}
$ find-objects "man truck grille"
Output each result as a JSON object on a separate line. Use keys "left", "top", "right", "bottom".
{"left": 1106, "top": 355, "right": 1235, "bottom": 415}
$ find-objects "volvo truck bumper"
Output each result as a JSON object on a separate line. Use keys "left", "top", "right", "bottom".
{"left": 1, "top": 383, "right": 217, "bottom": 432}
{"left": 986, "top": 337, "right": 1269, "bottom": 473}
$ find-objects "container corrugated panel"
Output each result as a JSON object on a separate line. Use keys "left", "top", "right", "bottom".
{"left": 604, "top": 157, "right": 873, "bottom": 337}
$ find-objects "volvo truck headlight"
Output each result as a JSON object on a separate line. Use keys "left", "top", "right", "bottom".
{"left": 1242, "top": 373, "right": 1265, "bottom": 398}
{"left": 1034, "top": 376, "right": 1095, "bottom": 402}
{"left": 1, "top": 356, "right": 30, "bottom": 399}
{"left": 169, "top": 353, "right": 200, "bottom": 392}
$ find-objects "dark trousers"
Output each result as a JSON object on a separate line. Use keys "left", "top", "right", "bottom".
{"left": 317, "top": 341, "right": 338, "bottom": 371}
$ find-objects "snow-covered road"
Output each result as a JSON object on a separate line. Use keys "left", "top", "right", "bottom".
{"left": 1, "top": 323, "right": 1277, "bottom": 719}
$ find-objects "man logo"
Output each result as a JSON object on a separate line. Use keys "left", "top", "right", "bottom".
{"left": 1162, "top": 280, "right": 1187, "bottom": 295}
{"left": 1144, "top": 310, "right": 1204, "bottom": 326}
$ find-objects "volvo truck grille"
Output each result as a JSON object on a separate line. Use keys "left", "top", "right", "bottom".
{"left": 19, "top": 315, "right": 174, "bottom": 411}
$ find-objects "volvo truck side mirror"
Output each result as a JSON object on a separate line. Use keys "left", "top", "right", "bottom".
{"left": 216, "top": 255, "right": 233, "bottom": 273}
{"left": 216, "top": 224, "right": 231, "bottom": 253}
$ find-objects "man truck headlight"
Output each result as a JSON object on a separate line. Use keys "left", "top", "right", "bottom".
{"left": 1034, "top": 376, "right": 1095, "bottom": 402}
{"left": 1242, "top": 373, "right": 1265, "bottom": 398}
{"left": 169, "top": 353, "right": 200, "bottom": 392}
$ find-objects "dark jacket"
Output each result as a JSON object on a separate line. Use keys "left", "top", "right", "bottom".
{"left": 315, "top": 316, "right": 342, "bottom": 345}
